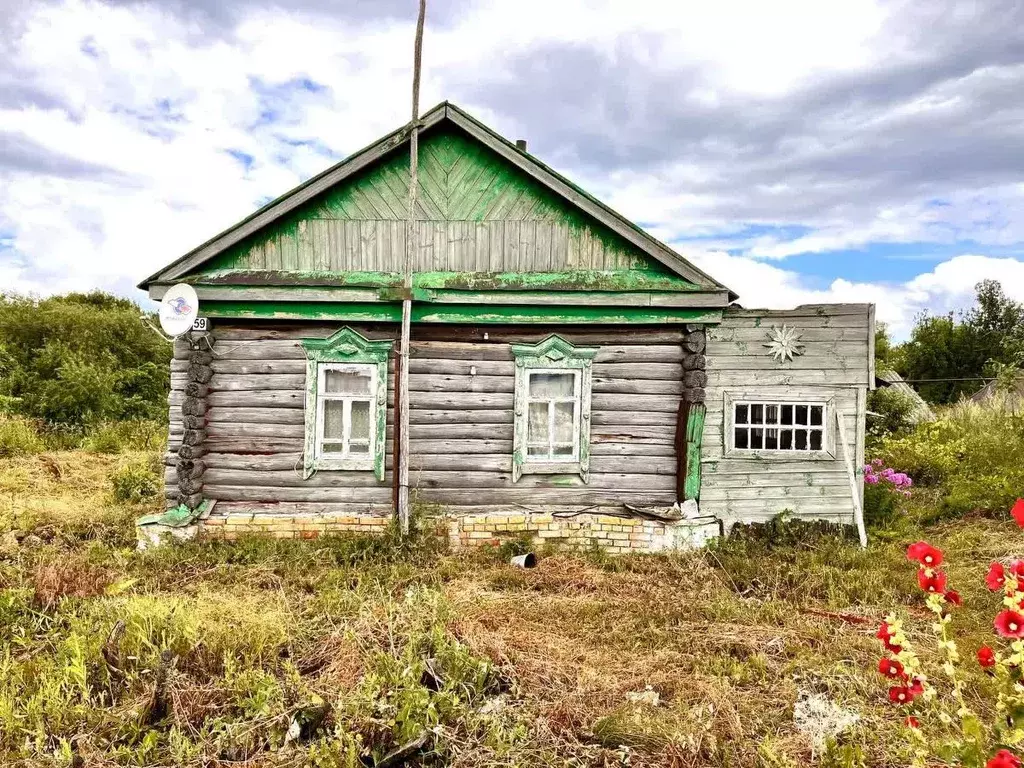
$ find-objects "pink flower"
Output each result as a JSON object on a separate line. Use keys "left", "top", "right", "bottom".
{"left": 987, "top": 750, "right": 1022, "bottom": 768}
{"left": 995, "top": 610, "right": 1024, "bottom": 639}
{"left": 987, "top": 562, "right": 1007, "bottom": 591}
{"left": 917, "top": 568, "right": 948, "bottom": 594}
{"left": 907, "top": 542, "right": 943, "bottom": 568}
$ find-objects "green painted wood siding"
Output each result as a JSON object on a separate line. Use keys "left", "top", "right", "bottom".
{"left": 199, "top": 127, "right": 686, "bottom": 280}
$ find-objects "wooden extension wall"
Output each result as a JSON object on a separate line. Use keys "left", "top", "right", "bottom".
{"left": 701, "top": 305, "right": 873, "bottom": 525}
{"left": 166, "top": 324, "right": 685, "bottom": 520}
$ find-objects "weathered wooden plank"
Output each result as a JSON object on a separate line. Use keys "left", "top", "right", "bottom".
{"left": 705, "top": 370, "right": 868, "bottom": 386}
{"left": 407, "top": 423, "right": 514, "bottom": 440}
{"left": 211, "top": 501, "right": 394, "bottom": 517}
{"left": 591, "top": 394, "right": 679, "bottom": 413}
{"left": 205, "top": 486, "right": 394, "bottom": 503}
{"left": 206, "top": 391, "right": 306, "bottom": 408}
{"left": 211, "top": 374, "right": 307, "bottom": 391}
{"left": 207, "top": 422, "right": 305, "bottom": 438}
{"left": 702, "top": 471, "right": 850, "bottom": 488}
{"left": 210, "top": 359, "right": 308, "bottom": 375}
{"left": 409, "top": 409, "right": 514, "bottom": 425}
{"left": 715, "top": 315, "right": 869, "bottom": 330}
{"left": 211, "top": 325, "right": 688, "bottom": 345}
{"left": 708, "top": 327, "right": 871, "bottom": 344}
{"left": 410, "top": 470, "right": 676, "bottom": 490}
{"left": 706, "top": 353, "right": 867, "bottom": 370}
{"left": 408, "top": 374, "right": 514, "bottom": 394}
{"left": 203, "top": 437, "right": 305, "bottom": 453}
{"left": 411, "top": 489, "right": 675, "bottom": 506}
{"left": 590, "top": 411, "right": 676, "bottom": 427}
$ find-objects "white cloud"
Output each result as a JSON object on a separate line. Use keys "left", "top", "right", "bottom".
{"left": 0, "top": 0, "right": 1021, "bottom": 337}
{"left": 687, "top": 250, "right": 1024, "bottom": 340}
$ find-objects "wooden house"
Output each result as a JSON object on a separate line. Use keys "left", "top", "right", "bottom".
{"left": 140, "top": 103, "right": 874, "bottom": 552}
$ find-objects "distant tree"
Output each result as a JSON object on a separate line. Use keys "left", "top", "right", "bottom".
{"left": 874, "top": 322, "right": 895, "bottom": 370}
{"left": 898, "top": 280, "right": 1024, "bottom": 404}
{"left": 0, "top": 291, "right": 171, "bottom": 428}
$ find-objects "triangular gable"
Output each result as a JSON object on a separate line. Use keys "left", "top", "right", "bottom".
{"left": 140, "top": 102, "right": 734, "bottom": 300}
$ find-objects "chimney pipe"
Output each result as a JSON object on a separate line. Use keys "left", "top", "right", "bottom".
{"left": 515, "top": 139, "right": 528, "bottom": 152}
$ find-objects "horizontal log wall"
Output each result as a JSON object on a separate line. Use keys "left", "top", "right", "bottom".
{"left": 166, "top": 323, "right": 684, "bottom": 518}
{"left": 701, "top": 304, "right": 872, "bottom": 525}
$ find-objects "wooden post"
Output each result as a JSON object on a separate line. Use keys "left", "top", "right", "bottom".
{"left": 835, "top": 408, "right": 868, "bottom": 548}
{"left": 397, "top": 0, "right": 427, "bottom": 536}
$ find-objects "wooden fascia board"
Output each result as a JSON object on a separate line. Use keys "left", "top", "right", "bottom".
{"left": 198, "top": 300, "right": 725, "bottom": 325}
{"left": 138, "top": 104, "right": 450, "bottom": 288}
{"left": 443, "top": 104, "right": 736, "bottom": 298}
{"left": 150, "top": 282, "right": 731, "bottom": 308}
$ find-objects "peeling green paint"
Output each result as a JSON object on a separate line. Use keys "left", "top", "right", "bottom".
{"left": 201, "top": 301, "right": 724, "bottom": 325}
{"left": 196, "top": 126, "right": 669, "bottom": 277}
{"left": 683, "top": 403, "right": 706, "bottom": 501}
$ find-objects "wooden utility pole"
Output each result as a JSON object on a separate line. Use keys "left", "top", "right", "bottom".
{"left": 397, "top": 0, "right": 426, "bottom": 535}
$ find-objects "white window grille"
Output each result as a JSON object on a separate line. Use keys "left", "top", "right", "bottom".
{"left": 525, "top": 369, "right": 581, "bottom": 462}
{"left": 731, "top": 400, "right": 827, "bottom": 452}
{"left": 314, "top": 362, "right": 377, "bottom": 468}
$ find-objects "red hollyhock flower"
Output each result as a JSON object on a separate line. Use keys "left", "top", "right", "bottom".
{"left": 1011, "top": 561, "right": 1024, "bottom": 579}
{"left": 888, "top": 686, "right": 915, "bottom": 705}
{"left": 987, "top": 749, "right": 1022, "bottom": 768}
{"left": 978, "top": 646, "right": 997, "bottom": 668}
{"left": 876, "top": 623, "right": 902, "bottom": 653}
{"left": 995, "top": 610, "right": 1024, "bottom": 639}
{"left": 945, "top": 590, "right": 962, "bottom": 606}
{"left": 907, "top": 541, "right": 943, "bottom": 567}
{"left": 917, "top": 568, "right": 948, "bottom": 594}
{"left": 909, "top": 677, "right": 925, "bottom": 695}
{"left": 878, "top": 658, "right": 906, "bottom": 679}
{"left": 987, "top": 562, "right": 1007, "bottom": 591}
{"left": 1012, "top": 499, "right": 1024, "bottom": 528}
{"left": 905, "top": 716, "right": 920, "bottom": 729}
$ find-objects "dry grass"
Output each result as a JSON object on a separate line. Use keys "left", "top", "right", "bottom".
{"left": 2, "top": 450, "right": 1022, "bottom": 767}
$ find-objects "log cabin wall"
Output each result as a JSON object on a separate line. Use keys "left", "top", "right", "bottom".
{"left": 700, "top": 304, "right": 874, "bottom": 527}
{"left": 166, "top": 323, "right": 687, "bottom": 538}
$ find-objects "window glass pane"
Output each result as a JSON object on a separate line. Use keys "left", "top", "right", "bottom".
{"left": 795, "top": 405, "right": 808, "bottom": 425}
{"left": 527, "top": 444, "right": 547, "bottom": 457}
{"left": 765, "top": 429, "right": 779, "bottom": 449}
{"left": 781, "top": 405, "right": 793, "bottom": 425}
{"left": 553, "top": 401, "right": 574, "bottom": 443}
{"left": 750, "top": 404, "right": 764, "bottom": 424}
{"left": 734, "top": 428, "right": 749, "bottom": 449}
{"left": 780, "top": 430, "right": 793, "bottom": 449}
{"left": 795, "top": 430, "right": 808, "bottom": 450}
{"left": 529, "top": 372, "right": 575, "bottom": 398}
{"left": 325, "top": 369, "right": 371, "bottom": 395}
{"left": 810, "top": 430, "right": 823, "bottom": 450}
{"left": 322, "top": 443, "right": 345, "bottom": 453}
{"left": 528, "top": 402, "right": 548, "bottom": 442}
{"left": 350, "top": 400, "right": 371, "bottom": 441}
{"left": 735, "top": 404, "right": 749, "bottom": 424}
{"left": 766, "top": 405, "right": 779, "bottom": 424}
{"left": 348, "top": 443, "right": 370, "bottom": 454}
{"left": 553, "top": 444, "right": 574, "bottom": 457}
{"left": 750, "top": 428, "right": 764, "bottom": 449}
{"left": 323, "top": 400, "right": 345, "bottom": 439}
{"left": 810, "top": 406, "right": 824, "bottom": 426}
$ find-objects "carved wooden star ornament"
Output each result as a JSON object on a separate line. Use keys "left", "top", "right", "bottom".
{"left": 764, "top": 325, "right": 805, "bottom": 362}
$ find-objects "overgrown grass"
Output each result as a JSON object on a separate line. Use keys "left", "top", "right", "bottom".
{"left": 874, "top": 394, "right": 1024, "bottom": 522}
{"left": 2, "top": 450, "right": 1022, "bottom": 766}
{"left": 0, "top": 414, "right": 165, "bottom": 456}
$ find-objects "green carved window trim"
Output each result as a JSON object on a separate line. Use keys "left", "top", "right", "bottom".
{"left": 301, "top": 328, "right": 393, "bottom": 480}
{"left": 511, "top": 334, "right": 598, "bottom": 483}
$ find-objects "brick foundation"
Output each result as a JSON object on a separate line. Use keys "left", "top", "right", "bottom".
{"left": 196, "top": 511, "right": 720, "bottom": 553}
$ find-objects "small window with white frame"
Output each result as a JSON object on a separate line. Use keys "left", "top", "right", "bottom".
{"left": 316, "top": 363, "right": 376, "bottom": 464}
{"left": 726, "top": 396, "right": 833, "bottom": 457}
{"left": 511, "top": 335, "right": 598, "bottom": 482}
{"left": 300, "top": 327, "right": 393, "bottom": 480}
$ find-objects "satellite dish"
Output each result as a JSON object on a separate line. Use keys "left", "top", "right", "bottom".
{"left": 159, "top": 284, "right": 200, "bottom": 337}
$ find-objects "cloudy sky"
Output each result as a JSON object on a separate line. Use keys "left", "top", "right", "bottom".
{"left": 1, "top": 0, "right": 1022, "bottom": 338}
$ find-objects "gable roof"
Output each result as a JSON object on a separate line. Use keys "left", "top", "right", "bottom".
{"left": 140, "top": 102, "right": 735, "bottom": 299}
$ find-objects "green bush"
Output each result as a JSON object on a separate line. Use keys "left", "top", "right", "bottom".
{"left": 110, "top": 458, "right": 161, "bottom": 504}
{"left": 0, "top": 415, "right": 44, "bottom": 457}
{"left": 0, "top": 292, "right": 171, "bottom": 429}
{"left": 866, "top": 386, "right": 919, "bottom": 448}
